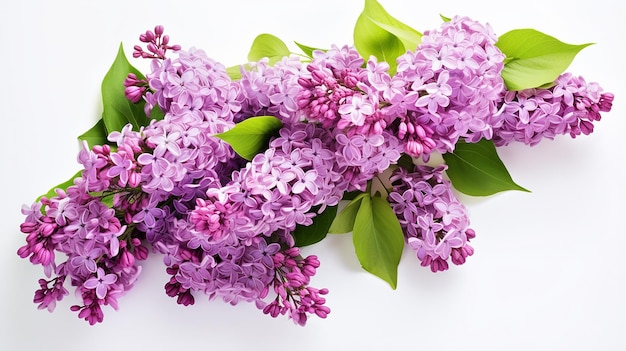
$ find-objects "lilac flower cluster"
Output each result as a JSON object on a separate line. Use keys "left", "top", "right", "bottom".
{"left": 388, "top": 165, "right": 475, "bottom": 272}
{"left": 237, "top": 56, "right": 306, "bottom": 124}
{"left": 491, "top": 72, "right": 614, "bottom": 146}
{"left": 19, "top": 182, "right": 146, "bottom": 324}
{"left": 18, "top": 17, "right": 613, "bottom": 326}
{"left": 391, "top": 16, "right": 506, "bottom": 158}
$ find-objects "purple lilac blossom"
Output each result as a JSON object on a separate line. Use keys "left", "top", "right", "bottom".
{"left": 236, "top": 56, "right": 307, "bottom": 124}
{"left": 296, "top": 45, "right": 392, "bottom": 137}
{"left": 491, "top": 72, "right": 614, "bottom": 146}
{"left": 18, "top": 18, "right": 615, "bottom": 327}
{"left": 387, "top": 165, "right": 475, "bottom": 272}
{"left": 392, "top": 16, "right": 505, "bottom": 159}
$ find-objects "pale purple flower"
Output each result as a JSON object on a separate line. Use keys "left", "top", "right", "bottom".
{"left": 83, "top": 268, "right": 118, "bottom": 299}
{"left": 338, "top": 94, "right": 375, "bottom": 127}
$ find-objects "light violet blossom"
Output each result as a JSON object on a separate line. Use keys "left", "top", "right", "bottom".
{"left": 17, "top": 19, "right": 613, "bottom": 328}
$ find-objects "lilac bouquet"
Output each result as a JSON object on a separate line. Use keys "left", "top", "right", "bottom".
{"left": 17, "top": 0, "right": 613, "bottom": 326}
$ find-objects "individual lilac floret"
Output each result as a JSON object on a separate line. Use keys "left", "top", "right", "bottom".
{"left": 392, "top": 16, "right": 506, "bottom": 159}
{"left": 491, "top": 72, "right": 614, "bottom": 146}
{"left": 388, "top": 165, "right": 475, "bottom": 272}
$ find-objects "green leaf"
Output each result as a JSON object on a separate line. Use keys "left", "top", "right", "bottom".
{"left": 294, "top": 41, "right": 324, "bottom": 59}
{"left": 226, "top": 65, "right": 243, "bottom": 80}
{"left": 354, "top": 13, "right": 406, "bottom": 75}
{"left": 293, "top": 205, "right": 338, "bottom": 247}
{"left": 352, "top": 194, "right": 405, "bottom": 289}
{"left": 37, "top": 170, "right": 83, "bottom": 202}
{"left": 247, "top": 33, "right": 291, "bottom": 65}
{"left": 78, "top": 119, "right": 109, "bottom": 148}
{"left": 328, "top": 193, "right": 366, "bottom": 234}
{"left": 360, "top": 0, "right": 422, "bottom": 52}
{"left": 440, "top": 14, "right": 452, "bottom": 22}
{"left": 101, "top": 43, "right": 150, "bottom": 133}
{"left": 149, "top": 104, "right": 165, "bottom": 121}
{"left": 496, "top": 29, "right": 592, "bottom": 91}
{"left": 214, "top": 116, "right": 283, "bottom": 160}
{"left": 353, "top": 0, "right": 422, "bottom": 75}
{"left": 442, "top": 139, "right": 530, "bottom": 196}
{"left": 397, "top": 153, "right": 415, "bottom": 171}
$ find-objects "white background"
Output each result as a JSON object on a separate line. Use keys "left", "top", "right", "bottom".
{"left": 1, "top": 1, "right": 624, "bottom": 350}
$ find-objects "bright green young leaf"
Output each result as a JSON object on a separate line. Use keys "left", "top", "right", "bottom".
{"left": 496, "top": 29, "right": 592, "bottom": 91}
{"left": 215, "top": 116, "right": 283, "bottom": 160}
{"left": 226, "top": 65, "right": 243, "bottom": 80}
{"left": 78, "top": 119, "right": 109, "bottom": 148}
{"left": 247, "top": 33, "right": 291, "bottom": 65}
{"left": 294, "top": 41, "right": 324, "bottom": 59}
{"left": 101, "top": 43, "right": 150, "bottom": 134}
{"left": 293, "top": 205, "right": 338, "bottom": 247}
{"left": 37, "top": 170, "right": 83, "bottom": 202}
{"left": 361, "top": 0, "right": 422, "bottom": 52}
{"left": 354, "top": 13, "right": 406, "bottom": 75}
{"left": 352, "top": 194, "right": 404, "bottom": 289}
{"left": 328, "top": 193, "right": 366, "bottom": 234}
{"left": 442, "top": 139, "right": 530, "bottom": 196}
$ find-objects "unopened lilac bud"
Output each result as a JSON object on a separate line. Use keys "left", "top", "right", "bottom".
{"left": 134, "top": 245, "right": 149, "bottom": 261}
{"left": 147, "top": 43, "right": 158, "bottom": 55}
{"left": 315, "top": 305, "right": 331, "bottom": 318}
{"left": 144, "top": 30, "right": 155, "bottom": 41}
{"left": 120, "top": 250, "right": 135, "bottom": 268}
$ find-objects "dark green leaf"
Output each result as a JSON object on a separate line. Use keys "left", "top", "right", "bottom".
{"left": 341, "top": 190, "right": 364, "bottom": 201}
{"left": 352, "top": 194, "right": 404, "bottom": 289}
{"left": 442, "top": 139, "right": 530, "bottom": 196}
{"left": 214, "top": 116, "right": 283, "bottom": 160}
{"left": 78, "top": 119, "right": 109, "bottom": 148}
{"left": 101, "top": 43, "right": 150, "bottom": 133}
{"left": 293, "top": 205, "right": 338, "bottom": 247}
{"left": 328, "top": 193, "right": 366, "bottom": 234}
{"left": 149, "top": 104, "right": 165, "bottom": 121}
{"left": 496, "top": 29, "right": 592, "bottom": 90}
{"left": 37, "top": 170, "right": 83, "bottom": 202}
{"left": 397, "top": 153, "right": 415, "bottom": 171}
{"left": 247, "top": 33, "right": 290, "bottom": 65}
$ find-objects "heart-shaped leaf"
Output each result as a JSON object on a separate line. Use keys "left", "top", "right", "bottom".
{"left": 497, "top": 29, "right": 592, "bottom": 91}
{"left": 443, "top": 139, "right": 530, "bottom": 196}
{"left": 78, "top": 119, "right": 109, "bottom": 149}
{"left": 101, "top": 43, "right": 150, "bottom": 133}
{"left": 293, "top": 205, "right": 338, "bottom": 247}
{"left": 353, "top": 0, "right": 422, "bottom": 75}
{"left": 215, "top": 116, "right": 283, "bottom": 160}
{"left": 328, "top": 193, "right": 367, "bottom": 234}
{"left": 247, "top": 33, "right": 291, "bottom": 65}
{"left": 352, "top": 194, "right": 404, "bottom": 289}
